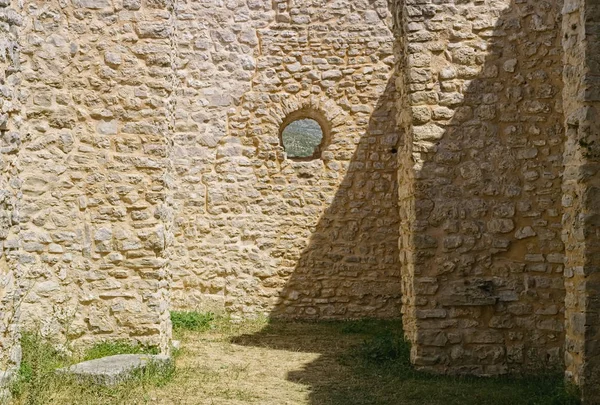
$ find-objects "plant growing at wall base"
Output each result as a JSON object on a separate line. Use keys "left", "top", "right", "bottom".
{"left": 171, "top": 311, "right": 216, "bottom": 332}
{"left": 10, "top": 331, "right": 176, "bottom": 405}
{"left": 10, "top": 332, "right": 68, "bottom": 405}
{"left": 83, "top": 341, "right": 160, "bottom": 361}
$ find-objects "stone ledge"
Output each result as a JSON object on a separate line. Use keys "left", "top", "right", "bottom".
{"left": 56, "top": 354, "right": 172, "bottom": 386}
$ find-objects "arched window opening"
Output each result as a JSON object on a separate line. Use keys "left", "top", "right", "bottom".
{"left": 280, "top": 118, "right": 325, "bottom": 160}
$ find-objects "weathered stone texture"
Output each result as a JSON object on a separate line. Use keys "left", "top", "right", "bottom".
{"left": 17, "top": 0, "right": 173, "bottom": 351}
{"left": 57, "top": 353, "right": 172, "bottom": 386}
{"left": 170, "top": 0, "right": 403, "bottom": 319}
{"left": 0, "top": 0, "right": 22, "bottom": 389}
{"left": 2, "top": 0, "right": 600, "bottom": 402}
{"left": 169, "top": 0, "right": 274, "bottom": 313}
{"left": 561, "top": 0, "right": 600, "bottom": 401}
{"left": 397, "top": 0, "right": 566, "bottom": 374}
{"left": 4, "top": 0, "right": 402, "bottom": 357}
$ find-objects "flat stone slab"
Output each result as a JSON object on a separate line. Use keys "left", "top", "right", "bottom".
{"left": 57, "top": 354, "right": 171, "bottom": 386}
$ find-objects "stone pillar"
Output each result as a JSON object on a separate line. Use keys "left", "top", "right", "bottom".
{"left": 18, "top": 0, "right": 173, "bottom": 353}
{"left": 0, "top": 0, "right": 22, "bottom": 395}
{"left": 562, "top": 0, "right": 600, "bottom": 401}
{"left": 397, "top": 0, "right": 565, "bottom": 375}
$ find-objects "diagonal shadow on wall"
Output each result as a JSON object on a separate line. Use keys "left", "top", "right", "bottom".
{"left": 231, "top": 0, "right": 567, "bottom": 401}
{"left": 269, "top": 76, "right": 402, "bottom": 321}
{"left": 402, "top": 0, "right": 565, "bottom": 373}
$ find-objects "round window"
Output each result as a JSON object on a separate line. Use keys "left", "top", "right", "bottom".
{"left": 281, "top": 118, "right": 324, "bottom": 159}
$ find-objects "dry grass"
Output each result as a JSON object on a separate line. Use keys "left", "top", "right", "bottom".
{"left": 9, "top": 316, "right": 580, "bottom": 405}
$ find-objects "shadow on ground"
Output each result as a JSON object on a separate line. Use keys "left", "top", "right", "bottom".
{"left": 270, "top": 0, "right": 566, "bottom": 382}
{"left": 231, "top": 320, "right": 576, "bottom": 405}
{"left": 221, "top": 0, "right": 569, "bottom": 403}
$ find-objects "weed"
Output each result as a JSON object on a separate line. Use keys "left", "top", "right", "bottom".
{"left": 171, "top": 311, "right": 215, "bottom": 332}
{"left": 127, "top": 357, "right": 176, "bottom": 389}
{"left": 10, "top": 331, "right": 174, "bottom": 405}
{"left": 83, "top": 341, "right": 159, "bottom": 361}
{"left": 10, "top": 332, "right": 68, "bottom": 405}
{"left": 351, "top": 331, "right": 411, "bottom": 367}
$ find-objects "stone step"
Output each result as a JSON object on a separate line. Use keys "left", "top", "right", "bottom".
{"left": 57, "top": 354, "right": 171, "bottom": 386}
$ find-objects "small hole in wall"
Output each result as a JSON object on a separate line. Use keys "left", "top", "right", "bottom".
{"left": 390, "top": 148, "right": 398, "bottom": 154}
{"left": 280, "top": 115, "right": 326, "bottom": 160}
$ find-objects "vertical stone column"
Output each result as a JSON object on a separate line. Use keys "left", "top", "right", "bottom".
{"left": 0, "top": 0, "right": 22, "bottom": 393}
{"left": 397, "top": 0, "right": 565, "bottom": 375}
{"left": 18, "top": 0, "right": 173, "bottom": 352}
{"left": 394, "top": 0, "right": 417, "bottom": 347}
{"left": 562, "top": 0, "right": 600, "bottom": 401}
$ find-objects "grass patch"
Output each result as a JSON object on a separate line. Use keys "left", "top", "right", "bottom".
{"left": 83, "top": 341, "right": 159, "bottom": 361}
{"left": 8, "top": 318, "right": 581, "bottom": 405}
{"left": 225, "top": 319, "right": 581, "bottom": 405}
{"left": 171, "top": 311, "right": 215, "bottom": 332}
{"left": 349, "top": 330, "right": 412, "bottom": 369}
{"left": 335, "top": 324, "right": 580, "bottom": 405}
{"left": 11, "top": 332, "right": 69, "bottom": 404}
{"left": 10, "top": 332, "right": 174, "bottom": 405}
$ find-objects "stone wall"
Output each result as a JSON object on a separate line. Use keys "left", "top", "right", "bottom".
{"left": 169, "top": 0, "right": 273, "bottom": 313}
{"left": 561, "top": 0, "right": 600, "bottom": 401}
{"left": 0, "top": 0, "right": 22, "bottom": 388}
{"left": 170, "top": 0, "right": 403, "bottom": 319}
{"left": 4, "top": 0, "right": 402, "bottom": 353}
{"left": 397, "top": 0, "right": 566, "bottom": 374}
{"left": 2, "top": 0, "right": 600, "bottom": 401}
{"left": 17, "top": 0, "right": 173, "bottom": 351}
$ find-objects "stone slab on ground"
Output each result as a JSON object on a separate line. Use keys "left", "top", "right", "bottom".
{"left": 57, "top": 354, "right": 171, "bottom": 386}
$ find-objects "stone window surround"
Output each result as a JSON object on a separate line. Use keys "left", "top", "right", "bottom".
{"left": 279, "top": 113, "right": 327, "bottom": 161}
{"left": 279, "top": 108, "right": 331, "bottom": 161}
{"left": 266, "top": 96, "right": 347, "bottom": 166}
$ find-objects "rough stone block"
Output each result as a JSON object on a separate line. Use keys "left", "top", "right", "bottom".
{"left": 57, "top": 354, "right": 172, "bottom": 386}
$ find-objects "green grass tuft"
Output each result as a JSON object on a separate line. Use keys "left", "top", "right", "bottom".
{"left": 11, "top": 331, "right": 174, "bottom": 405}
{"left": 83, "top": 341, "right": 159, "bottom": 361}
{"left": 353, "top": 331, "right": 411, "bottom": 366}
{"left": 171, "top": 311, "right": 216, "bottom": 332}
{"left": 11, "top": 332, "right": 69, "bottom": 404}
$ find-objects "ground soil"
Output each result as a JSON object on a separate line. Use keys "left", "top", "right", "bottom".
{"left": 143, "top": 319, "right": 574, "bottom": 405}
{"left": 13, "top": 318, "right": 576, "bottom": 405}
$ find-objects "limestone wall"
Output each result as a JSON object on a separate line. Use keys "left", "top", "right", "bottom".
{"left": 0, "top": 0, "right": 22, "bottom": 386}
{"left": 171, "top": 0, "right": 403, "bottom": 319}
{"left": 397, "top": 0, "right": 566, "bottom": 374}
{"left": 6, "top": 0, "right": 402, "bottom": 352}
{"left": 169, "top": 0, "right": 273, "bottom": 313}
{"left": 5, "top": 0, "right": 600, "bottom": 400}
{"left": 17, "top": 0, "right": 173, "bottom": 351}
{"left": 561, "top": 0, "right": 600, "bottom": 401}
